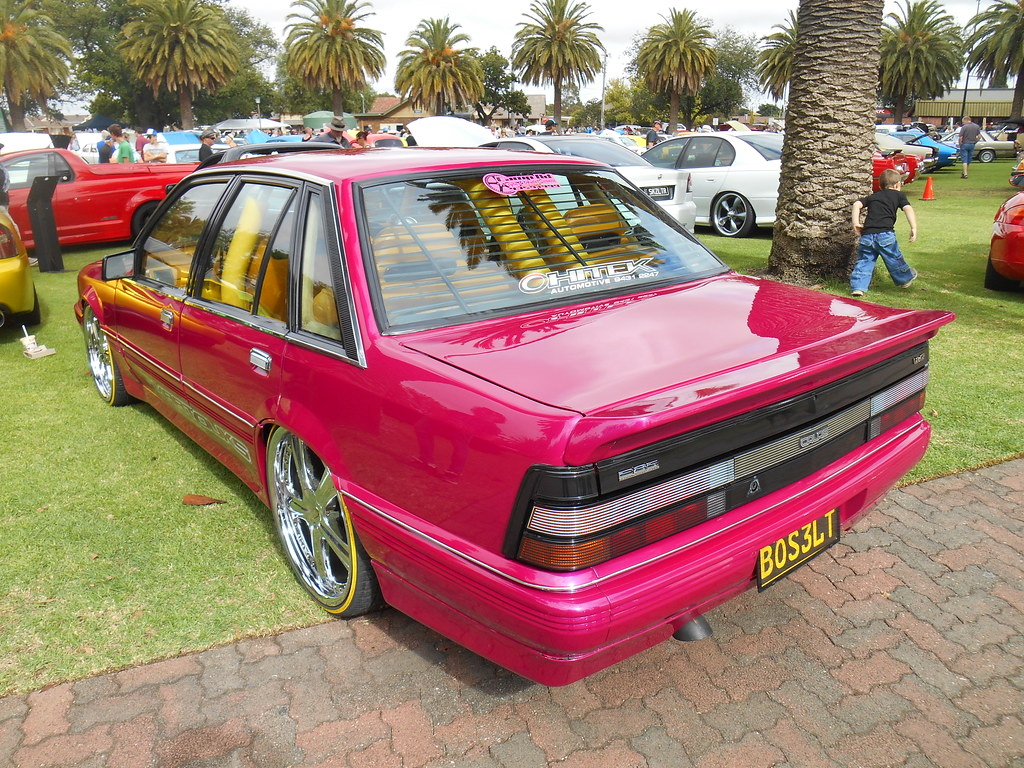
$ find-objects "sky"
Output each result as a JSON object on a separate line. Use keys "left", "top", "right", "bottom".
{"left": 233, "top": 0, "right": 988, "bottom": 108}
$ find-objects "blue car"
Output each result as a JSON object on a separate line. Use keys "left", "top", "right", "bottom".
{"left": 894, "top": 131, "right": 959, "bottom": 169}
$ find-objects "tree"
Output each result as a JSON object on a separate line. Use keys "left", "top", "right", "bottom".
{"left": 879, "top": 0, "right": 962, "bottom": 124}
{"left": 120, "top": 0, "right": 239, "bottom": 129}
{"left": 634, "top": 9, "right": 715, "bottom": 133}
{"left": 0, "top": 0, "right": 70, "bottom": 130}
{"left": 757, "top": 10, "right": 798, "bottom": 102}
{"left": 285, "top": 0, "right": 385, "bottom": 117}
{"left": 758, "top": 103, "right": 783, "bottom": 118}
{"left": 473, "top": 47, "right": 530, "bottom": 125}
{"left": 767, "top": 0, "right": 885, "bottom": 285}
{"left": 395, "top": 17, "right": 483, "bottom": 116}
{"left": 966, "top": 0, "right": 1024, "bottom": 119}
{"left": 511, "top": 0, "right": 604, "bottom": 125}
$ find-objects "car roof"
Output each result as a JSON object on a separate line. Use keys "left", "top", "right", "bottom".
{"left": 198, "top": 145, "right": 602, "bottom": 182}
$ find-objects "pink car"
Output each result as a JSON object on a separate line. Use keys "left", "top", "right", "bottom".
{"left": 76, "top": 146, "right": 953, "bottom": 685}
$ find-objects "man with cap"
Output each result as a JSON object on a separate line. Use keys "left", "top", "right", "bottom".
{"left": 543, "top": 118, "right": 557, "bottom": 135}
{"left": 198, "top": 130, "right": 218, "bottom": 162}
{"left": 646, "top": 120, "right": 663, "bottom": 148}
{"left": 319, "top": 115, "right": 352, "bottom": 148}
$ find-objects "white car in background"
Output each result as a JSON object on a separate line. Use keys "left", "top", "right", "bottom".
{"left": 642, "top": 132, "right": 783, "bottom": 237}
{"left": 480, "top": 134, "right": 697, "bottom": 232}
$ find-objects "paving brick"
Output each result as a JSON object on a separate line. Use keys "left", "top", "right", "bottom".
{"left": 13, "top": 725, "right": 112, "bottom": 768}
{"left": 895, "top": 713, "right": 989, "bottom": 768}
{"left": 554, "top": 739, "right": 647, "bottom": 768}
{"left": 632, "top": 725, "right": 696, "bottom": 768}
{"left": 888, "top": 611, "right": 965, "bottom": 661}
{"left": 944, "top": 614, "right": 1017, "bottom": 653}
{"left": 763, "top": 718, "right": 832, "bottom": 768}
{"left": 296, "top": 711, "right": 388, "bottom": 764}
{"left": 106, "top": 715, "right": 157, "bottom": 768}
{"left": 641, "top": 688, "right": 723, "bottom": 752}
{"left": 488, "top": 732, "right": 548, "bottom": 768}
{"left": 831, "top": 619, "right": 904, "bottom": 659}
{"left": 955, "top": 678, "right": 1024, "bottom": 726}
{"left": 691, "top": 731, "right": 786, "bottom": 768}
{"left": 891, "top": 676, "right": 973, "bottom": 735}
{"left": 961, "top": 715, "right": 1024, "bottom": 766}
{"left": 824, "top": 724, "right": 916, "bottom": 768}
{"left": 20, "top": 686, "right": 72, "bottom": 746}
{"left": 830, "top": 651, "right": 912, "bottom": 694}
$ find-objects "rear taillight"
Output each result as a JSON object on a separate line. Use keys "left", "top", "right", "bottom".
{"left": 0, "top": 225, "right": 18, "bottom": 259}
{"left": 686, "top": 173, "right": 692, "bottom": 194}
{"left": 1000, "top": 204, "right": 1024, "bottom": 227}
{"left": 511, "top": 369, "right": 930, "bottom": 572}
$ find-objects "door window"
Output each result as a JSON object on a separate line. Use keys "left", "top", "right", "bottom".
{"left": 643, "top": 140, "right": 688, "bottom": 169}
{"left": 298, "top": 193, "right": 342, "bottom": 340}
{"left": 2, "top": 153, "right": 73, "bottom": 190}
{"left": 677, "top": 138, "right": 732, "bottom": 169}
{"left": 200, "top": 182, "right": 296, "bottom": 316}
{"left": 140, "top": 182, "right": 227, "bottom": 288}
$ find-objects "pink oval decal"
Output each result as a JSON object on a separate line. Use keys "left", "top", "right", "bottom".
{"left": 483, "top": 172, "right": 561, "bottom": 196}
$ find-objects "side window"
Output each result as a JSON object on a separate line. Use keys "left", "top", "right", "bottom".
{"left": 644, "top": 140, "right": 687, "bottom": 169}
{"left": 298, "top": 194, "right": 342, "bottom": 340}
{"left": 52, "top": 153, "right": 73, "bottom": 181}
{"left": 141, "top": 182, "right": 227, "bottom": 288}
{"left": 3, "top": 155, "right": 52, "bottom": 191}
{"left": 713, "top": 142, "right": 736, "bottom": 167}
{"left": 678, "top": 138, "right": 725, "bottom": 169}
{"left": 200, "top": 182, "right": 296, "bottom": 314}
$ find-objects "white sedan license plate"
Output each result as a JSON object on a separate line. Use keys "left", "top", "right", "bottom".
{"left": 756, "top": 509, "right": 839, "bottom": 590}
{"left": 642, "top": 186, "right": 672, "bottom": 200}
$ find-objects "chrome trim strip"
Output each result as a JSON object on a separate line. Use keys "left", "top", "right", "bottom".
{"left": 342, "top": 421, "right": 920, "bottom": 594}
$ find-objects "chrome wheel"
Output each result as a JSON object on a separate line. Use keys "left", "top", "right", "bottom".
{"left": 977, "top": 148, "right": 996, "bottom": 163}
{"left": 83, "top": 305, "right": 131, "bottom": 405}
{"left": 711, "top": 192, "right": 755, "bottom": 237}
{"left": 267, "top": 428, "right": 382, "bottom": 616}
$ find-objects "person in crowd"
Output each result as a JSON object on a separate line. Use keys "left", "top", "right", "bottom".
{"left": 300, "top": 126, "right": 315, "bottom": 142}
{"left": 198, "top": 130, "right": 218, "bottom": 162}
{"left": 142, "top": 131, "right": 167, "bottom": 163}
{"left": 96, "top": 131, "right": 113, "bottom": 163}
{"left": 543, "top": 118, "right": 557, "bottom": 135}
{"left": 646, "top": 120, "right": 663, "bottom": 148}
{"left": 352, "top": 130, "right": 371, "bottom": 148}
{"left": 319, "top": 116, "right": 352, "bottom": 147}
{"left": 850, "top": 167, "right": 918, "bottom": 297}
{"left": 108, "top": 124, "right": 136, "bottom": 163}
{"left": 958, "top": 116, "right": 982, "bottom": 179}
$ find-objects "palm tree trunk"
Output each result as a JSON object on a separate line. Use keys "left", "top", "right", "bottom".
{"left": 332, "top": 90, "right": 344, "bottom": 117}
{"left": 894, "top": 94, "right": 906, "bottom": 125}
{"left": 4, "top": 82, "right": 26, "bottom": 132}
{"left": 669, "top": 91, "right": 680, "bottom": 133}
{"left": 178, "top": 90, "right": 194, "bottom": 130}
{"left": 767, "top": 0, "right": 884, "bottom": 285}
{"left": 1013, "top": 62, "right": 1024, "bottom": 118}
{"left": 553, "top": 80, "right": 562, "bottom": 125}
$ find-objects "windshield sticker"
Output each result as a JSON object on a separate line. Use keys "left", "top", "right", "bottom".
{"left": 483, "top": 172, "right": 561, "bottom": 196}
{"left": 519, "top": 259, "right": 660, "bottom": 295}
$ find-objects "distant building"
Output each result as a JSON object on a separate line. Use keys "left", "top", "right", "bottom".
{"left": 912, "top": 87, "right": 1019, "bottom": 128}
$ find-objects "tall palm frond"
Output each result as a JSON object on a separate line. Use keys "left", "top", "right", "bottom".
{"left": 394, "top": 17, "right": 483, "bottom": 115}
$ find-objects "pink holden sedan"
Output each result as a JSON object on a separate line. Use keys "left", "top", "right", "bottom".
{"left": 76, "top": 146, "right": 953, "bottom": 685}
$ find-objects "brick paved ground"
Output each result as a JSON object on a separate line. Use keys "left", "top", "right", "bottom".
{"left": 2, "top": 459, "right": 1022, "bottom": 768}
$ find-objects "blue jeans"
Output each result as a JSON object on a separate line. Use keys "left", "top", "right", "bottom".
{"left": 851, "top": 231, "right": 915, "bottom": 292}
{"left": 961, "top": 143, "right": 976, "bottom": 164}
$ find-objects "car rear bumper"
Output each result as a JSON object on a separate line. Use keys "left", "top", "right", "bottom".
{"left": 350, "top": 417, "right": 931, "bottom": 686}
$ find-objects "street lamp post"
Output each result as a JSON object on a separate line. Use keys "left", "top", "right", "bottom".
{"left": 255, "top": 97, "right": 262, "bottom": 130}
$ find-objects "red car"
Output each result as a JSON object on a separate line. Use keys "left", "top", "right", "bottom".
{"left": 0, "top": 148, "right": 194, "bottom": 249}
{"left": 873, "top": 150, "right": 917, "bottom": 191}
{"left": 76, "top": 145, "right": 953, "bottom": 685}
{"left": 986, "top": 191, "right": 1024, "bottom": 291}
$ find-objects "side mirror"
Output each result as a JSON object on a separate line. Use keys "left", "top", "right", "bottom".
{"left": 101, "top": 250, "right": 134, "bottom": 280}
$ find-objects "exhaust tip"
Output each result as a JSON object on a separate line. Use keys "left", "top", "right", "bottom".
{"left": 672, "top": 615, "right": 713, "bottom": 642}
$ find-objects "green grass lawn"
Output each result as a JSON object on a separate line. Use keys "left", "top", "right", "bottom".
{"left": 1, "top": 159, "right": 1021, "bottom": 696}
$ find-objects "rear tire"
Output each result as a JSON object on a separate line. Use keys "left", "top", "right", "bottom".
{"left": 18, "top": 289, "right": 41, "bottom": 326}
{"left": 130, "top": 201, "right": 159, "bottom": 240}
{"left": 977, "top": 149, "right": 996, "bottom": 163}
{"left": 711, "top": 192, "right": 756, "bottom": 237}
{"left": 984, "top": 256, "right": 1021, "bottom": 291}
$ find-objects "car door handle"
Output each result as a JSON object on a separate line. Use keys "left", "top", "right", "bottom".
{"left": 249, "top": 349, "right": 273, "bottom": 373}
{"left": 160, "top": 309, "right": 173, "bottom": 330}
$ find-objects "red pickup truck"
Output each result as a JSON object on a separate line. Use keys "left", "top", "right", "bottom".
{"left": 0, "top": 148, "right": 194, "bottom": 249}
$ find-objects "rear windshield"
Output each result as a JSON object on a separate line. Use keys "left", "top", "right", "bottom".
{"left": 359, "top": 167, "right": 725, "bottom": 331}
{"left": 736, "top": 132, "right": 784, "bottom": 160}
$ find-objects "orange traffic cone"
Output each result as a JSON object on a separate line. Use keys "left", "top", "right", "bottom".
{"left": 920, "top": 176, "right": 935, "bottom": 200}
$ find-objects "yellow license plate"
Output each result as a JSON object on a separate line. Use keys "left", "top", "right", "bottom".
{"left": 756, "top": 509, "right": 839, "bottom": 591}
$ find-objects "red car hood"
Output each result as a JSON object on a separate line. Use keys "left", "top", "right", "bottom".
{"left": 403, "top": 275, "right": 953, "bottom": 461}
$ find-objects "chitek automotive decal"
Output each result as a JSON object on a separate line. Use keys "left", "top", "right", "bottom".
{"left": 518, "top": 259, "right": 660, "bottom": 295}
{"left": 483, "top": 172, "right": 561, "bottom": 196}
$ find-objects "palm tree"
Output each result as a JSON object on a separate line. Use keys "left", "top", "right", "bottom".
{"left": 966, "top": 0, "right": 1024, "bottom": 118}
{"left": 634, "top": 9, "right": 715, "bottom": 134}
{"left": 0, "top": 0, "right": 70, "bottom": 131}
{"left": 757, "top": 10, "right": 798, "bottom": 103}
{"left": 394, "top": 17, "right": 483, "bottom": 116}
{"left": 767, "top": 0, "right": 886, "bottom": 285}
{"left": 511, "top": 0, "right": 604, "bottom": 125}
{"left": 120, "top": 0, "right": 238, "bottom": 129}
{"left": 879, "top": 0, "right": 963, "bottom": 125}
{"left": 285, "top": 0, "right": 385, "bottom": 117}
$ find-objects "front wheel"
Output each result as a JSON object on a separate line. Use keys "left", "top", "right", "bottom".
{"left": 130, "top": 201, "right": 159, "bottom": 240}
{"left": 977, "top": 149, "right": 996, "bottom": 163}
{"left": 711, "top": 192, "right": 756, "bottom": 237}
{"left": 82, "top": 305, "right": 134, "bottom": 405}
{"left": 266, "top": 428, "right": 383, "bottom": 616}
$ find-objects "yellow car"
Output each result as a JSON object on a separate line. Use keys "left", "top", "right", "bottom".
{"left": 0, "top": 207, "right": 38, "bottom": 327}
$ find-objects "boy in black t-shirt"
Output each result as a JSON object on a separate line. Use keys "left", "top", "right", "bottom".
{"left": 849, "top": 168, "right": 918, "bottom": 296}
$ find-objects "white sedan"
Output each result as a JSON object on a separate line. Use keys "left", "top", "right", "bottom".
{"left": 480, "top": 135, "right": 697, "bottom": 231}
{"left": 642, "top": 132, "right": 784, "bottom": 237}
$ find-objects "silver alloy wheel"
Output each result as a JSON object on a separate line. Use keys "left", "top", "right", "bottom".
{"left": 83, "top": 307, "right": 114, "bottom": 402}
{"left": 978, "top": 148, "right": 996, "bottom": 163}
{"left": 267, "top": 428, "right": 373, "bottom": 614}
{"left": 712, "top": 192, "right": 754, "bottom": 237}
